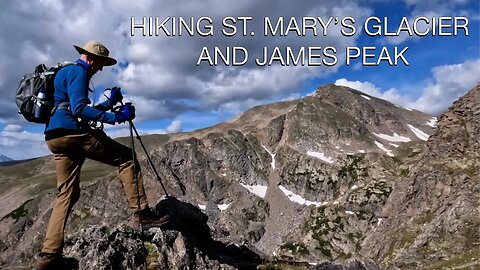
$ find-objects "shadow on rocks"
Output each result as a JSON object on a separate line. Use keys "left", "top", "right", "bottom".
{"left": 155, "top": 196, "right": 263, "bottom": 270}
{"left": 62, "top": 257, "right": 80, "bottom": 270}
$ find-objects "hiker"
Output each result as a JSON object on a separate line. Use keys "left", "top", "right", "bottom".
{"left": 35, "top": 40, "right": 169, "bottom": 270}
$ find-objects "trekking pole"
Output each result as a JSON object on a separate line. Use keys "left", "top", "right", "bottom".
{"left": 128, "top": 119, "right": 148, "bottom": 269}
{"left": 129, "top": 120, "right": 145, "bottom": 232}
{"left": 128, "top": 120, "right": 170, "bottom": 197}
{"left": 116, "top": 98, "right": 170, "bottom": 197}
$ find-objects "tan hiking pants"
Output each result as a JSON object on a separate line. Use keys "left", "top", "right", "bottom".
{"left": 41, "top": 130, "right": 148, "bottom": 254}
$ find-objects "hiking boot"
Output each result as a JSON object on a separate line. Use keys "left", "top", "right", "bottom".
{"left": 131, "top": 208, "right": 170, "bottom": 230}
{"left": 35, "top": 253, "right": 62, "bottom": 270}
{"left": 35, "top": 253, "right": 79, "bottom": 270}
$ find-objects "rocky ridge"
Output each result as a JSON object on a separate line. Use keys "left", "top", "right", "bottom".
{"left": 362, "top": 84, "right": 480, "bottom": 269}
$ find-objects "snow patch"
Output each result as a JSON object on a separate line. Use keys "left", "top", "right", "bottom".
{"left": 279, "top": 185, "right": 323, "bottom": 206}
{"left": 377, "top": 218, "right": 383, "bottom": 226}
{"left": 351, "top": 185, "right": 359, "bottom": 190}
{"left": 407, "top": 124, "right": 429, "bottom": 141}
{"left": 307, "top": 151, "right": 334, "bottom": 164}
{"left": 335, "top": 145, "right": 340, "bottom": 149}
{"left": 426, "top": 117, "right": 437, "bottom": 128}
{"left": 221, "top": 173, "right": 227, "bottom": 176}
{"left": 361, "top": 95, "right": 371, "bottom": 100}
{"left": 262, "top": 144, "right": 276, "bottom": 169}
{"left": 198, "top": 204, "right": 206, "bottom": 210}
{"left": 333, "top": 201, "right": 340, "bottom": 205}
{"left": 358, "top": 150, "right": 365, "bottom": 153}
{"left": 218, "top": 203, "right": 230, "bottom": 211}
{"left": 389, "top": 143, "right": 399, "bottom": 148}
{"left": 374, "top": 141, "right": 394, "bottom": 157}
{"left": 240, "top": 184, "right": 268, "bottom": 198}
{"left": 373, "top": 132, "right": 411, "bottom": 143}
{"left": 345, "top": 211, "right": 355, "bottom": 215}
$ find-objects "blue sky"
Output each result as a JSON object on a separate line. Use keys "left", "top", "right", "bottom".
{"left": 0, "top": 0, "right": 479, "bottom": 160}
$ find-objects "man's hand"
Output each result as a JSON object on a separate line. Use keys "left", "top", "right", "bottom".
{"left": 108, "top": 87, "right": 123, "bottom": 105}
{"left": 115, "top": 103, "right": 135, "bottom": 123}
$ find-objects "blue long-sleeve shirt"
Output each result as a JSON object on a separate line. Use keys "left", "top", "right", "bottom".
{"left": 45, "top": 59, "right": 116, "bottom": 140}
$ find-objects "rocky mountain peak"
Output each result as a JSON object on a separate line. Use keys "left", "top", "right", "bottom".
{"left": 250, "top": 84, "right": 434, "bottom": 161}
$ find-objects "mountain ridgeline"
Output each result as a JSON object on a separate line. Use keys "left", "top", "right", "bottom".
{"left": 0, "top": 155, "right": 13, "bottom": 163}
{"left": 0, "top": 84, "right": 478, "bottom": 269}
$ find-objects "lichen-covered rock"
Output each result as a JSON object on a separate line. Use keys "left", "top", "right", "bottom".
{"left": 63, "top": 225, "right": 246, "bottom": 270}
{"left": 62, "top": 197, "right": 263, "bottom": 270}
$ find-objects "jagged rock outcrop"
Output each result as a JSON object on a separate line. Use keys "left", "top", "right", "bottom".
{"left": 58, "top": 197, "right": 379, "bottom": 270}
{"left": 362, "top": 84, "right": 480, "bottom": 269}
{"left": 61, "top": 197, "right": 262, "bottom": 270}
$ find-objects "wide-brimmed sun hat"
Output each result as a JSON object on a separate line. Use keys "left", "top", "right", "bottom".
{"left": 73, "top": 40, "right": 117, "bottom": 66}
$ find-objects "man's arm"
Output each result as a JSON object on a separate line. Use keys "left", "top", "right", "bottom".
{"left": 66, "top": 68, "right": 116, "bottom": 124}
{"left": 93, "top": 99, "right": 113, "bottom": 111}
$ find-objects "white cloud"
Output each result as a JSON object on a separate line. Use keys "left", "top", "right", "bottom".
{"left": 3, "top": 125, "right": 23, "bottom": 132}
{"left": 103, "top": 118, "right": 182, "bottom": 138}
{"left": 166, "top": 119, "right": 182, "bottom": 133}
{"left": 334, "top": 78, "right": 414, "bottom": 107}
{"left": 0, "top": 0, "right": 372, "bottom": 124}
{"left": 0, "top": 121, "right": 176, "bottom": 159}
{"left": 0, "top": 128, "right": 49, "bottom": 160}
{"left": 335, "top": 59, "right": 480, "bottom": 115}
{"left": 413, "top": 59, "right": 480, "bottom": 114}
{"left": 219, "top": 98, "right": 267, "bottom": 115}
{"left": 0, "top": 0, "right": 374, "bottom": 160}
{"left": 104, "top": 125, "right": 159, "bottom": 138}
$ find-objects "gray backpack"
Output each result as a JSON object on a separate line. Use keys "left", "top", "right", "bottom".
{"left": 15, "top": 62, "right": 74, "bottom": 123}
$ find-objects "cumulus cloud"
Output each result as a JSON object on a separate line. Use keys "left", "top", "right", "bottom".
{"left": 0, "top": 0, "right": 372, "bottom": 124}
{"left": 102, "top": 118, "right": 182, "bottom": 139}
{"left": 166, "top": 119, "right": 182, "bottom": 133}
{"left": 1, "top": 0, "right": 373, "bottom": 158}
{"left": 413, "top": 59, "right": 480, "bottom": 113}
{"left": 335, "top": 58, "right": 480, "bottom": 115}
{"left": 0, "top": 119, "right": 180, "bottom": 160}
{"left": 334, "top": 78, "right": 414, "bottom": 107}
{"left": 102, "top": 126, "right": 153, "bottom": 139}
{"left": 0, "top": 125, "right": 49, "bottom": 159}
{"left": 3, "top": 124, "right": 23, "bottom": 132}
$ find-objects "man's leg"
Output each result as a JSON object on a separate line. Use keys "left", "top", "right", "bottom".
{"left": 82, "top": 130, "right": 169, "bottom": 230}
{"left": 83, "top": 130, "right": 148, "bottom": 210}
{"left": 42, "top": 140, "right": 84, "bottom": 254}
